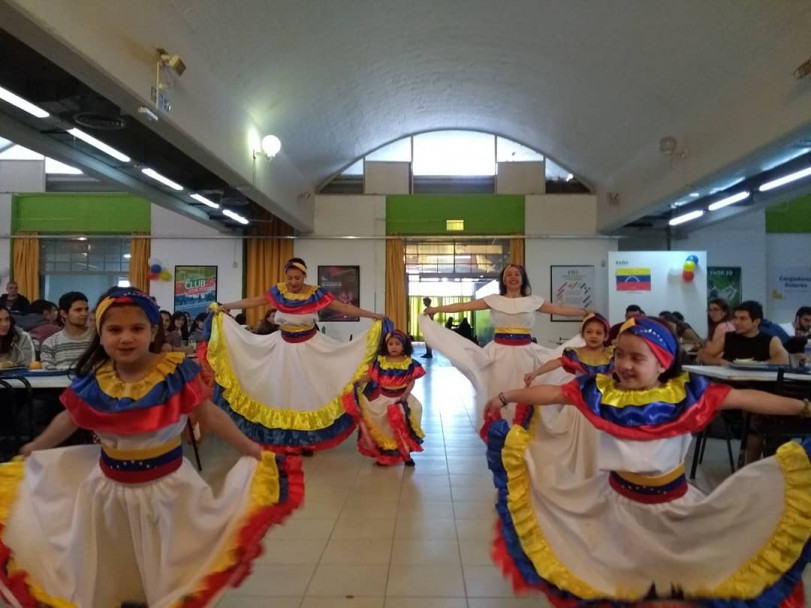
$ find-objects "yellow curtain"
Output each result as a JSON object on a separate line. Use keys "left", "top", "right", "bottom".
{"left": 385, "top": 238, "right": 407, "bottom": 330}
{"left": 129, "top": 233, "right": 150, "bottom": 293}
{"left": 245, "top": 210, "right": 294, "bottom": 328}
{"left": 12, "top": 232, "right": 39, "bottom": 301}
{"left": 510, "top": 237, "right": 525, "bottom": 266}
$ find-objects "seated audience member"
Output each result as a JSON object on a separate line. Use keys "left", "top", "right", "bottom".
{"left": 608, "top": 304, "right": 645, "bottom": 343}
{"left": 0, "top": 281, "right": 30, "bottom": 314}
{"left": 698, "top": 298, "right": 736, "bottom": 361}
{"left": 659, "top": 312, "right": 702, "bottom": 348}
{"left": 169, "top": 312, "right": 190, "bottom": 343}
{"left": 254, "top": 309, "right": 279, "bottom": 335}
{"left": 40, "top": 292, "right": 94, "bottom": 370}
{"left": 0, "top": 307, "right": 35, "bottom": 368}
{"left": 454, "top": 317, "right": 477, "bottom": 343}
{"left": 234, "top": 312, "right": 250, "bottom": 329}
{"left": 14, "top": 299, "right": 61, "bottom": 348}
{"left": 757, "top": 315, "right": 790, "bottom": 343}
{"left": 700, "top": 300, "right": 789, "bottom": 365}
{"left": 784, "top": 306, "right": 811, "bottom": 355}
{"left": 188, "top": 312, "right": 208, "bottom": 341}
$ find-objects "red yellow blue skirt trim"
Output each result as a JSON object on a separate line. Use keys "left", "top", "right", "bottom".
{"left": 485, "top": 419, "right": 811, "bottom": 606}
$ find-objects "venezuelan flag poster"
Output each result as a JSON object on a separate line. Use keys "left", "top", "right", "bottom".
{"left": 615, "top": 267, "right": 651, "bottom": 291}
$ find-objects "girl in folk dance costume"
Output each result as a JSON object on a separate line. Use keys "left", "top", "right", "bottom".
{"left": 522, "top": 312, "right": 614, "bottom": 386}
{"left": 484, "top": 316, "right": 811, "bottom": 607}
{"left": 0, "top": 288, "right": 302, "bottom": 608}
{"left": 352, "top": 329, "right": 426, "bottom": 467}
{"left": 202, "top": 257, "right": 385, "bottom": 454}
{"left": 420, "top": 263, "right": 590, "bottom": 429}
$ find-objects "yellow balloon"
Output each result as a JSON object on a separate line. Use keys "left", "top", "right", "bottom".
{"left": 160, "top": 269, "right": 171, "bottom": 281}
{"left": 683, "top": 260, "right": 696, "bottom": 272}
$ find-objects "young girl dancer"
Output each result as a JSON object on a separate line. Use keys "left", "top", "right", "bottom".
{"left": 484, "top": 316, "right": 810, "bottom": 606}
{"left": 352, "top": 329, "right": 426, "bottom": 466}
{"left": 201, "top": 257, "right": 385, "bottom": 454}
{"left": 0, "top": 288, "right": 303, "bottom": 608}
{"left": 522, "top": 312, "right": 613, "bottom": 386}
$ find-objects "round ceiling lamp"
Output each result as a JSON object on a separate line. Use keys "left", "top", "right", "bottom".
{"left": 261, "top": 135, "right": 281, "bottom": 158}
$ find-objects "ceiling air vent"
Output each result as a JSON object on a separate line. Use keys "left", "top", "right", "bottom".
{"left": 72, "top": 96, "right": 127, "bottom": 130}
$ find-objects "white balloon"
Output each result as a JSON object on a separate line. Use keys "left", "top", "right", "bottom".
{"left": 148, "top": 257, "right": 160, "bottom": 267}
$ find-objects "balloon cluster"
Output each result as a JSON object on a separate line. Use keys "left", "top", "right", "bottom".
{"left": 147, "top": 257, "right": 172, "bottom": 282}
{"left": 682, "top": 255, "right": 698, "bottom": 282}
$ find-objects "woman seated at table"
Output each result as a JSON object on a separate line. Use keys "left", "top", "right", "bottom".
{"left": 0, "top": 307, "right": 35, "bottom": 369}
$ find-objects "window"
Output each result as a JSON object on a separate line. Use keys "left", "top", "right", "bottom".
{"left": 405, "top": 240, "right": 508, "bottom": 278}
{"left": 40, "top": 238, "right": 131, "bottom": 304}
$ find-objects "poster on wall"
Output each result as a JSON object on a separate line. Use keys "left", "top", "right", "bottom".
{"left": 550, "top": 265, "right": 595, "bottom": 321}
{"left": 173, "top": 266, "right": 218, "bottom": 318}
{"left": 707, "top": 266, "right": 742, "bottom": 307}
{"left": 615, "top": 267, "right": 652, "bottom": 292}
{"left": 318, "top": 265, "right": 360, "bottom": 322}
{"left": 770, "top": 266, "right": 811, "bottom": 315}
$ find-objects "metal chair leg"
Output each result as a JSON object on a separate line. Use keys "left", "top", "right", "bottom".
{"left": 186, "top": 419, "right": 203, "bottom": 472}
{"left": 723, "top": 418, "right": 736, "bottom": 474}
{"left": 689, "top": 430, "right": 705, "bottom": 479}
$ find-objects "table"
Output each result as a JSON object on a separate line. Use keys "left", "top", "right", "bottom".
{"left": 0, "top": 372, "right": 71, "bottom": 389}
{"left": 685, "top": 365, "right": 811, "bottom": 475}
{"left": 684, "top": 365, "right": 811, "bottom": 384}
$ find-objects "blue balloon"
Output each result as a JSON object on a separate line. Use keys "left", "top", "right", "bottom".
{"left": 686, "top": 255, "right": 698, "bottom": 264}
{"left": 150, "top": 264, "right": 162, "bottom": 273}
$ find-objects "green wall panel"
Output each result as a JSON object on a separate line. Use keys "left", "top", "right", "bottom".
{"left": 12, "top": 193, "right": 151, "bottom": 233}
{"left": 765, "top": 193, "right": 811, "bottom": 233}
{"left": 386, "top": 194, "right": 524, "bottom": 235}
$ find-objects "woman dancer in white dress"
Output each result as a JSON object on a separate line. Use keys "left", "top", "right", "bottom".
{"left": 202, "top": 257, "right": 385, "bottom": 454}
{"left": 420, "top": 263, "right": 588, "bottom": 424}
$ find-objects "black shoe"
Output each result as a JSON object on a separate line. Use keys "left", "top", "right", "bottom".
{"left": 300, "top": 448, "right": 315, "bottom": 457}
{"left": 404, "top": 459, "right": 415, "bottom": 467}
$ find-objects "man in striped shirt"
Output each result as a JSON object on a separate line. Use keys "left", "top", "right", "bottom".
{"left": 41, "top": 292, "right": 94, "bottom": 370}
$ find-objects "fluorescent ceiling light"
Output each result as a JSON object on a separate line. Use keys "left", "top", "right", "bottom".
{"left": 707, "top": 191, "right": 750, "bottom": 212}
{"left": 668, "top": 210, "right": 704, "bottom": 226}
{"left": 758, "top": 165, "right": 811, "bottom": 192}
{"left": 190, "top": 193, "right": 220, "bottom": 209}
{"left": 222, "top": 209, "right": 249, "bottom": 225}
{"left": 0, "top": 85, "right": 49, "bottom": 118}
{"left": 689, "top": 192, "right": 700, "bottom": 198}
{"left": 67, "top": 128, "right": 130, "bottom": 163}
{"left": 141, "top": 167, "right": 183, "bottom": 191}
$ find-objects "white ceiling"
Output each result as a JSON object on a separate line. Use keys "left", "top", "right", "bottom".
{"left": 3, "top": 0, "right": 811, "bottom": 230}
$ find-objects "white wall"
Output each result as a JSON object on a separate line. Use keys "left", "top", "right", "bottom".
{"left": 0, "top": 159, "right": 46, "bottom": 288}
{"left": 149, "top": 205, "right": 243, "bottom": 311}
{"left": 525, "top": 194, "right": 598, "bottom": 234}
{"left": 673, "top": 210, "right": 767, "bottom": 306}
{"left": 295, "top": 195, "right": 386, "bottom": 341}
{"left": 525, "top": 238, "right": 618, "bottom": 346}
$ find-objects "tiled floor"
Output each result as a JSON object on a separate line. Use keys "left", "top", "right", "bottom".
{"left": 201, "top": 353, "right": 810, "bottom": 607}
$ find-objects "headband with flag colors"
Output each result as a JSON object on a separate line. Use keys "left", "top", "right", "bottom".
{"left": 618, "top": 316, "right": 678, "bottom": 368}
{"left": 581, "top": 312, "right": 610, "bottom": 335}
{"left": 95, "top": 288, "right": 161, "bottom": 332}
{"left": 385, "top": 329, "right": 409, "bottom": 346}
{"left": 284, "top": 260, "right": 308, "bottom": 275}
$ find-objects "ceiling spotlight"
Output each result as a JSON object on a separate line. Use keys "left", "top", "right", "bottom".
{"left": 157, "top": 49, "right": 186, "bottom": 76}
{"left": 257, "top": 134, "right": 282, "bottom": 159}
